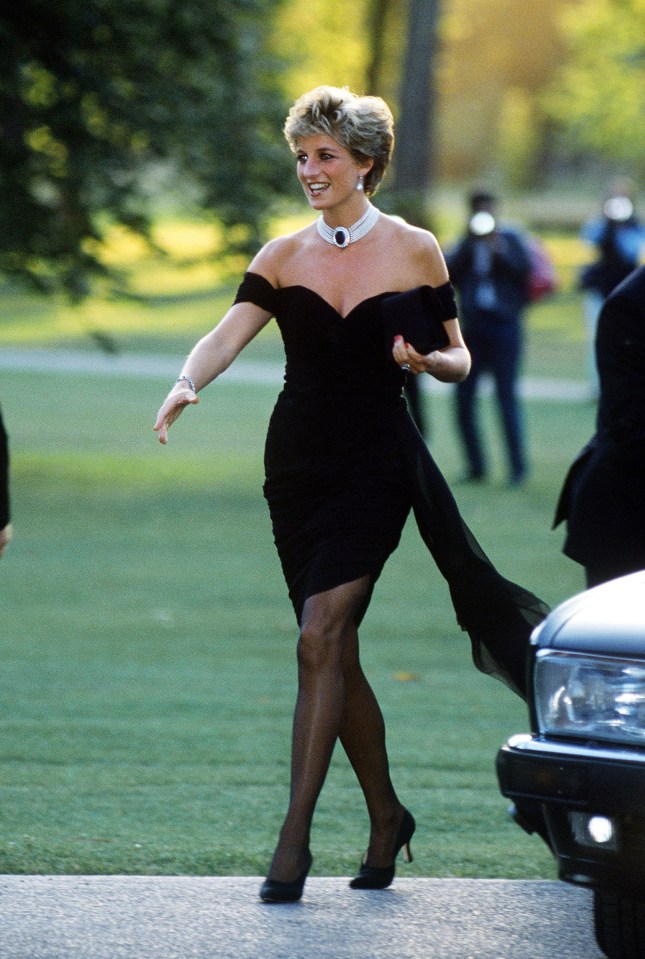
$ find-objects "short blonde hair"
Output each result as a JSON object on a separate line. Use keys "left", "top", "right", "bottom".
{"left": 283, "top": 86, "right": 394, "bottom": 196}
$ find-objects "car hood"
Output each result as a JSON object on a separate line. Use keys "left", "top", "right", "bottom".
{"left": 531, "top": 570, "right": 645, "bottom": 657}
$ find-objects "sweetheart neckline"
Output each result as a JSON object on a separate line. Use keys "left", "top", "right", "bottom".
{"left": 286, "top": 285, "right": 394, "bottom": 321}
{"left": 246, "top": 270, "right": 400, "bottom": 321}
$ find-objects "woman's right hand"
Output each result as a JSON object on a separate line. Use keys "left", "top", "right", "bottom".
{"left": 154, "top": 388, "right": 199, "bottom": 445}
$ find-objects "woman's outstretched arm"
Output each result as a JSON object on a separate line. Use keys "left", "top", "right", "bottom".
{"left": 154, "top": 300, "right": 272, "bottom": 444}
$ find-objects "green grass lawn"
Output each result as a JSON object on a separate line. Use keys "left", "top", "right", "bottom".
{"left": 0, "top": 364, "right": 594, "bottom": 879}
{"left": 0, "top": 220, "right": 598, "bottom": 878}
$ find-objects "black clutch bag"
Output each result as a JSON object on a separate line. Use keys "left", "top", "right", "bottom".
{"left": 382, "top": 285, "right": 453, "bottom": 357}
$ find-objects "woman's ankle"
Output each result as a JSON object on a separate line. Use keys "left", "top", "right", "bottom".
{"left": 267, "top": 840, "right": 311, "bottom": 882}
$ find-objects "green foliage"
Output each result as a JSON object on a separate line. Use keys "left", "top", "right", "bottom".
{"left": 496, "top": 89, "right": 541, "bottom": 190}
{"left": 437, "top": 0, "right": 577, "bottom": 182}
{"left": 0, "top": 0, "right": 291, "bottom": 299}
{"left": 272, "top": 0, "right": 369, "bottom": 98}
{"left": 544, "top": 0, "right": 645, "bottom": 175}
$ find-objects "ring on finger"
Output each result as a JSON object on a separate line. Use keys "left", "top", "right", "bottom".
{"left": 401, "top": 363, "right": 411, "bottom": 372}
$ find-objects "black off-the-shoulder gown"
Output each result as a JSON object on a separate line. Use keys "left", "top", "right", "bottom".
{"left": 234, "top": 271, "right": 548, "bottom": 700}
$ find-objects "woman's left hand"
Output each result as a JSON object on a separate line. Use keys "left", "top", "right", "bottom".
{"left": 393, "top": 335, "right": 440, "bottom": 375}
{"left": 392, "top": 335, "right": 471, "bottom": 383}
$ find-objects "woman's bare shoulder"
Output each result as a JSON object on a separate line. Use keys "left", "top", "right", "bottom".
{"left": 380, "top": 215, "right": 449, "bottom": 286}
{"left": 248, "top": 224, "right": 316, "bottom": 287}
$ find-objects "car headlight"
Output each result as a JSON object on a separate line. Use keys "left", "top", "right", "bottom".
{"left": 535, "top": 650, "right": 645, "bottom": 746}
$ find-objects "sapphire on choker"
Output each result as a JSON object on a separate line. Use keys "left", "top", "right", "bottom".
{"left": 316, "top": 203, "right": 380, "bottom": 249}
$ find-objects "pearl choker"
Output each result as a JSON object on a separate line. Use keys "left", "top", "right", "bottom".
{"left": 316, "top": 203, "right": 380, "bottom": 249}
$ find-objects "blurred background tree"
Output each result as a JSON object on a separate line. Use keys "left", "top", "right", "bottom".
{"left": 436, "top": 0, "right": 578, "bottom": 187}
{"left": 542, "top": 0, "right": 645, "bottom": 180}
{"left": 1, "top": 0, "right": 643, "bottom": 301}
{"left": 0, "top": 0, "right": 289, "bottom": 299}
{"left": 275, "top": 0, "right": 643, "bottom": 217}
{"left": 380, "top": 0, "right": 442, "bottom": 228}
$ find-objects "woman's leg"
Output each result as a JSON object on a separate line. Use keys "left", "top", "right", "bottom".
{"left": 338, "top": 628, "right": 407, "bottom": 868}
{"left": 455, "top": 344, "right": 486, "bottom": 480}
{"left": 492, "top": 324, "right": 527, "bottom": 484}
{"left": 266, "top": 576, "right": 374, "bottom": 882}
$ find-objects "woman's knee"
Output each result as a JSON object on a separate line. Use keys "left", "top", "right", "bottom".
{"left": 297, "top": 580, "right": 369, "bottom": 671}
{"left": 296, "top": 619, "right": 344, "bottom": 671}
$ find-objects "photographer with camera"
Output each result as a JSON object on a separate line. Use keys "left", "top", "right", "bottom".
{"left": 445, "top": 191, "right": 533, "bottom": 487}
{"left": 580, "top": 179, "right": 645, "bottom": 395}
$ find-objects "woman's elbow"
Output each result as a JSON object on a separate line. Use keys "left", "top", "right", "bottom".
{"left": 455, "top": 347, "right": 471, "bottom": 381}
{"left": 444, "top": 346, "right": 471, "bottom": 382}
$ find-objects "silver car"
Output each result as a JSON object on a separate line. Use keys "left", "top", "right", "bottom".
{"left": 497, "top": 571, "right": 645, "bottom": 959}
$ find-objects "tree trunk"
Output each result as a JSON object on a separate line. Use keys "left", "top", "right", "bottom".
{"left": 392, "top": 0, "right": 441, "bottom": 226}
{"left": 365, "top": 0, "right": 391, "bottom": 95}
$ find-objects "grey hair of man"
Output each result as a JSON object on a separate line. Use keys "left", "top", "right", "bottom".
{"left": 283, "top": 86, "right": 395, "bottom": 197}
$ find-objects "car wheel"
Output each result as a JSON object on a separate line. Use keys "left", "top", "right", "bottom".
{"left": 594, "top": 890, "right": 645, "bottom": 959}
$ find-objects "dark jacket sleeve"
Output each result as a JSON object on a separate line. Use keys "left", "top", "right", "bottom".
{"left": 444, "top": 239, "right": 471, "bottom": 284}
{"left": 0, "top": 407, "right": 10, "bottom": 528}
{"left": 595, "top": 277, "right": 645, "bottom": 459}
{"left": 494, "top": 230, "right": 533, "bottom": 284}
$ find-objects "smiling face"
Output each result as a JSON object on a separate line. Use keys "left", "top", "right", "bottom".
{"left": 295, "top": 133, "right": 373, "bottom": 220}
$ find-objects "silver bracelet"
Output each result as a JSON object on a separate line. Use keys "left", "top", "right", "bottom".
{"left": 175, "top": 374, "right": 196, "bottom": 392}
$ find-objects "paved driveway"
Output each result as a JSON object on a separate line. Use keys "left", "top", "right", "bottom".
{"left": 1, "top": 876, "right": 604, "bottom": 959}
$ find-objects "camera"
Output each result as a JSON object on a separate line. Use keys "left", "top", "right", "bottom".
{"left": 603, "top": 196, "right": 634, "bottom": 222}
{"left": 469, "top": 211, "right": 496, "bottom": 237}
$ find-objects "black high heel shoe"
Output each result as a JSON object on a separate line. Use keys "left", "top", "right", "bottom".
{"left": 349, "top": 809, "right": 415, "bottom": 890}
{"left": 259, "top": 850, "right": 313, "bottom": 903}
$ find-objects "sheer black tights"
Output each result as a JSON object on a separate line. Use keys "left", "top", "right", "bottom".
{"left": 266, "top": 576, "right": 405, "bottom": 882}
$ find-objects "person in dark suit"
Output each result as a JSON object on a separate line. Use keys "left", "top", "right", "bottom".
{"left": 445, "top": 192, "right": 533, "bottom": 486}
{"left": 0, "top": 405, "right": 11, "bottom": 557}
{"left": 579, "top": 180, "right": 645, "bottom": 395}
{"left": 554, "top": 265, "right": 645, "bottom": 587}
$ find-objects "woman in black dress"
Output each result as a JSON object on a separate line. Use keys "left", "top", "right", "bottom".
{"left": 155, "top": 86, "right": 547, "bottom": 903}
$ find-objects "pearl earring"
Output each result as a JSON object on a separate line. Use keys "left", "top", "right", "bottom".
{"left": 357, "top": 175, "right": 364, "bottom": 192}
